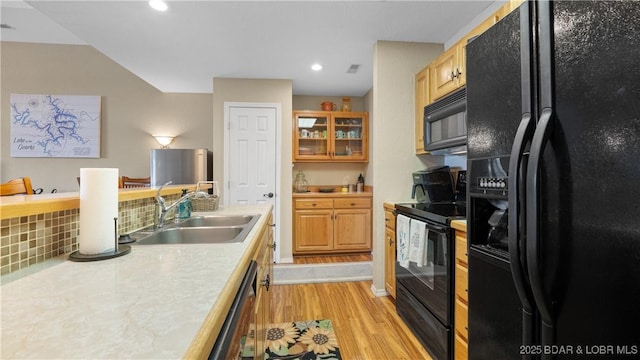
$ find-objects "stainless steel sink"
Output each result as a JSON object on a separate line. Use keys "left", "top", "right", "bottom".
{"left": 132, "top": 214, "right": 260, "bottom": 245}
{"left": 177, "top": 215, "right": 255, "bottom": 227}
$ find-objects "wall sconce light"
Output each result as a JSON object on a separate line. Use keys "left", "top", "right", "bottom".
{"left": 153, "top": 135, "right": 175, "bottom": 148}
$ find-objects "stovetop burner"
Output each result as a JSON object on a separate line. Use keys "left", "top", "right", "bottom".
{"left": 395, "top": 201, "right": 466, "bottom": 225}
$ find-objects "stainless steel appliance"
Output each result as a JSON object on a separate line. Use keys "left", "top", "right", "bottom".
{"left": 395, "top": 169, "right": 466, "bottom": 360}
{"left": 466, "top": 1, "right": 640, "bottom": 359}
{"left": 150, "top": 148, "right": 213, "bottom": 186}
{"left": 423, "top": 87, "right": 467, "bottom": 155}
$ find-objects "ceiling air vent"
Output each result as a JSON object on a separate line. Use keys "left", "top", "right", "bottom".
{"left": 346, "top": 64, "right": 360, "bottom": 74}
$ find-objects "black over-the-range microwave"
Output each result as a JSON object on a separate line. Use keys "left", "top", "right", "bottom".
{"left": 423, "top": 87, "right": 467, "bottom": 155}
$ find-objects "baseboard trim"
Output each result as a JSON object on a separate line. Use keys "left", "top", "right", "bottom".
{"left": 272, "top": 261, "right": 372, "bottom": 285}
{"left": 370, "top": 283, "right": 389, "bottom": 297}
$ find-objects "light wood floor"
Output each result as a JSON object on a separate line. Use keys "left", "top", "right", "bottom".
{"left": 292, "top": 253, "right": 372, "bottom": 264}
{"left": 271, "top": 281, "right": 433, "bottom": 360}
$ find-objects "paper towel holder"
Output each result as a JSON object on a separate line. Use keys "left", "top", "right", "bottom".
{"left": 69, "top": 217, "right": 131, "bottom": 262}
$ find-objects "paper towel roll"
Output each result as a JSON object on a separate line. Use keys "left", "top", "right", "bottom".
{"left": 79, "top": 168, "right": 119, "bottom": 255}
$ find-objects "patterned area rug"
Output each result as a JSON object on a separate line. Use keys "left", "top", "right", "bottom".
{"left": 241, "top": 319, "right": 342, "bottom": 360}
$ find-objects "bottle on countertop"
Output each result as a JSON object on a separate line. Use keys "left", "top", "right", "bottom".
{"left": 177, "top": 189, "right": 192, "bottom": 219}
{"left": 357, "top": 173, "right": 364, "bottom": 192}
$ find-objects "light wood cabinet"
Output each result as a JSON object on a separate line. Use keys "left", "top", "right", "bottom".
{"left": 293, "top": 196, "right": 372, "bottom": 254}
{"left": 452, "top": 221, "right": 468, "bottom": 360}
{"left": 426, "top": 4, "right": 509, "bottom": 102}
{"left": 383, "top": 202, "right": 396, "bottom": 298}
{"left": 251, "top": 212, "right": 274, "bottom": 360}
{"left": 431, "top": 45, "right": 461, "bottom": 101}
{"left": 293, "top": 111, "right": 368, "bottom": 163}
{"left": 415, "top": 66, "right": 430, "bottom": 154}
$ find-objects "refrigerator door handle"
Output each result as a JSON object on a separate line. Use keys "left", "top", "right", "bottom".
{"left": 509, "top": 3, "right": 539, "bottom": 353}
{"left": 526, "top": 107, "right": 555, "bottom": 348}
{"left": 527, "top": 0, "right": 556, "bottom": 352}
{"left": 508, "top": 112, "right": 536, "bottom": 344}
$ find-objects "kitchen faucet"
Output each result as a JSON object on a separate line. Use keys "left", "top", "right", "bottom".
{"left": 155, "top": 181, "right": 209, "bottom": 228}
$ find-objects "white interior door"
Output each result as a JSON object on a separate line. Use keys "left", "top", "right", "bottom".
{"left": 224, "top": 103, "right": 280, "bottom": 261}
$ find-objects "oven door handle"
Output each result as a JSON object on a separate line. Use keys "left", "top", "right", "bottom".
{"left": 424, "top": 223, "right": 447, "bottom": 234}
{"left": 209, "top": 260, "right": 258, "bottom": 359}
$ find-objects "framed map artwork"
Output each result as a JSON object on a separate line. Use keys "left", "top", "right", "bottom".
{"left": 10, "top": 94, "right": 101, "bottom": 158}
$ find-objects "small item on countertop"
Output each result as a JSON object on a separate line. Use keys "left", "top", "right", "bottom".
{"left": 357, "top": 173, "right": 365, "bottom": 184}
{"left": 349, "top": 184, "right": 355, "bottom": 193}
{"left": 341, "top": 185, "right": 348, "bottom": 193}
{"left": 357, "top": 182, "right": 363, "bottom": 192}
{"left": 177, "top": 189, "right": 192, "bottom": 219}
{"left": 293, "top": 170, "right": 309, "bottom": 193}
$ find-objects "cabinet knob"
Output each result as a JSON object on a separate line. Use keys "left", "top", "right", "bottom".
{"left": 388, "top": 237, "right": 395, "bottom": 246}
{"left": 262, "top": 274, "right": 271, "bottom": 291}
{"left": 312, "top": 203, "right": 317, "bottom": 206}
{"left": 350, "top": 203, "right": 356, "bottom": 206}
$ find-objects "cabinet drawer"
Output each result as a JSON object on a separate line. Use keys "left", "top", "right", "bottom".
{"left": 455, "top": 298, "right": 468, "bottom": 340}
{"left": 295, "top": 198, "right": 333, "bottom": 209}
{"left": 384, "top": 210, "right": 396, "bottom": 230}
{"left": 455, "top": 262, "right": 468, "bottom": 303}
{"left": 334, "top": 198, "right": 371, "bottom": 209}
{"left": 454, "top": 333, "right": 468, "bottom": 360}
{"left": 455, "top": 234, "right": 468, "bottom": 265}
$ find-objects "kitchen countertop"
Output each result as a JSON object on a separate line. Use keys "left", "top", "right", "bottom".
{"left": 292, "top": 189, "right": 373, "bottom": 198}
{"left": 451, "top": 219, "right": 467, "bottom": 232}
{"left": 0, "top": 185, "right": 199, "bottom": 220}
{"left": 1, "top": 204, "right": 272, "bottom": 359}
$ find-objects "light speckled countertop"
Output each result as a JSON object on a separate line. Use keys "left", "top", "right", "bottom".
{"left": 1, "top": 204, "right": 272, "bottom": 359}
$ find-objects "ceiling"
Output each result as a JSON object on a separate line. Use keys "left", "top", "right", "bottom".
{"left": 1, "top": 0, "right": 496, "bottom": 96}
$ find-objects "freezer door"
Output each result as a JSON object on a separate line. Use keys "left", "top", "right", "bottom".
{"left": 525, "top": 0, "right": 640, "bottom": 350}
{"left": 466, "top": 6, "right": 523, "bottom": 160}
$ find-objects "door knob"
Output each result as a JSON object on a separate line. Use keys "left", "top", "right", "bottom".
{"left": 263, "top": 192, "right": 274, "bottom": 198}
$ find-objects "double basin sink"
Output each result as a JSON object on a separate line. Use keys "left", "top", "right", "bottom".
{"left": 132, "top": 214, "right": 260, "bottom": 245}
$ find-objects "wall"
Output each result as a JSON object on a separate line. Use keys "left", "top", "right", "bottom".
{"left": 211, "top": 78, "right": 294, "bottom": 262}
{"left": 370, "top": 41, "right": 445, "bottom": 294}
{"left": 1, "top": 42, "right": 213, "bottom": 193}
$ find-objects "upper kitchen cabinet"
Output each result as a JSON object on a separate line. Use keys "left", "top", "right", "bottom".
{"left": 430, "top": 45, "right": 461, "bottom": 101}
{"left": 429, "top": 3, "right": 511, "bottom": 101}
{"left": 415, "top": 66, "right": 430, "bottom": 154}
{"left": 293, "top": 111, "right": 369, "bottom": 163}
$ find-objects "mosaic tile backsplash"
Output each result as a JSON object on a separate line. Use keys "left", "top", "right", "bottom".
{"left": 0, "top": 194, "right": 180, "bottom": 275}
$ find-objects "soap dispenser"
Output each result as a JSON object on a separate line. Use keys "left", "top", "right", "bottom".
{"left": 177, "top": 189, "right": 192, "bottom": 219}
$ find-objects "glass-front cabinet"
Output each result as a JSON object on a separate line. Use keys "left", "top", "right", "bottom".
{"left": 293, "top": 111, "right": 368, "bottom": 162}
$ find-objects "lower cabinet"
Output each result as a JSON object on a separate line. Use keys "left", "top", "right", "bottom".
{"left": 251, "top": 212, "right": 274, "bottom": 360}
{"left": 294, "top": 196, "right": 372, "bottom": 254}
{"left": 452, "top": 221, "right": 468, "bottom": 360}
{"left": 383, "top": 202, "right": 396, "bottom": 298}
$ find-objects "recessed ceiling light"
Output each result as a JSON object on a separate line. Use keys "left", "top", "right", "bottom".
{"left": 311, "top": 63, "right": 323, "bottom": 71}
{"left": 149, "top": 0, "right": 168, "bottom": 11}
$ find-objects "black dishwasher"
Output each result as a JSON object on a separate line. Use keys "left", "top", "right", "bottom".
{"left": 209, "top": 260, "right": 257, "bottom": 360}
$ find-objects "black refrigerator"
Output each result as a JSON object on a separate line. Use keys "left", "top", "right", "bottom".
{"left": 465, "top": 1, "right": 640, "bottom": 359}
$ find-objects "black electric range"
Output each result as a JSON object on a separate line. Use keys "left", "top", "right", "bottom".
{"left": 394, "top": 200, "right": 466, "bottom": 360}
